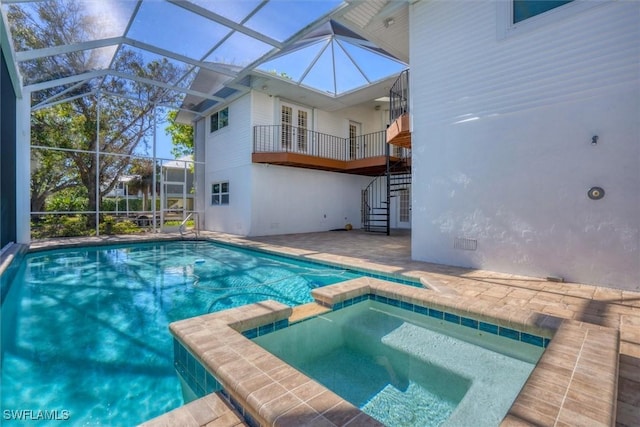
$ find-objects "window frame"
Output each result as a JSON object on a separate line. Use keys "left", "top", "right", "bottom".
{"left": 210, "top": 107, "right": 229, "bottom": 133}
{"left": 497, "top": 0, "right": 606, "bottom": 40}
{"left": 211, "top": 181, "right": 229, "bottom": 206}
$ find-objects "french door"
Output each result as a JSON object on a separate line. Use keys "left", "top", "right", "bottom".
{"left": 397, "top": 188, "right": 411, "bottom": 228}
{"left": 281, "top": 103, "right": 310, "bottom": 152}
{"left": 349, "top": 121, "right": 363, "bottom": 159}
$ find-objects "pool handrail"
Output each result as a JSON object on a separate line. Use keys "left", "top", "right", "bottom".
{"left": 179, "top": 212, "right": 200, "bottom": 238}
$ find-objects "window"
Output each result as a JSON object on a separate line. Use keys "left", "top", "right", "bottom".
{"left": 498, "top": 0, "right": 602, "bottom": 39}
{"left": 210, "top": 107, "right": 229, "bottom": 132}
{"left": 211, "top": 181, "right": 229, "bottom": 205}
{"left": 513, "top": 0, "right": 573, "bottom": 23}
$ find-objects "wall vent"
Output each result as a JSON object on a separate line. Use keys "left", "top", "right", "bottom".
{"left": 454, "top": 237, "right": 477, "bottom": 251}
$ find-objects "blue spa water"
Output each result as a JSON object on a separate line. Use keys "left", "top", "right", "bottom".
{"left": 254, "top": 301, "right": 544, "bottom": 427}
{"left": 0, "top": 241, "right": 359, "bottom": 426}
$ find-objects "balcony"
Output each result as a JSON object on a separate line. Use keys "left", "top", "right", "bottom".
{"left": 387, "top": 113, "right": 411, "bottom": 149}
{"left": 386, "top": 69, "right": 411, "bottom": 149}
{"left": 253, "top": 126, "right": 410, "bottom": 176}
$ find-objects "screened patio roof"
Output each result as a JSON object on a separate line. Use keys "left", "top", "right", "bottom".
{"left": 1, "top": 0, "right": 409, "bottom": 122}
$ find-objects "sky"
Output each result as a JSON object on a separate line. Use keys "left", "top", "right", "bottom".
{"left": 155, "top": 119, "right": 176, "bottom": 160}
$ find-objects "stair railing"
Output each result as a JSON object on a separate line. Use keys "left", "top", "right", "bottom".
{"left": 389, "top": 69, "right": 409, "bottom": 124}
{"left": 361, "top": 153, "right": 411, "bottom": 235}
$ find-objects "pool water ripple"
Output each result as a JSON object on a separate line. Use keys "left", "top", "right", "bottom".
{"left": 1, "top": 241, "right": 359, "bottom": 426}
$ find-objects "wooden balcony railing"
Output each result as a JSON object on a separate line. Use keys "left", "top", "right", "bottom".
{"left": 253, "top": 125, "right": 410, "bottom": 175}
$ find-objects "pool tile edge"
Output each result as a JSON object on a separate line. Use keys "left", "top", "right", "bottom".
{"left": 167, "top": 300, "right": 383, "bottom": 427}
{"left": 160, "top": 278, "right": 619, "bottom": 427}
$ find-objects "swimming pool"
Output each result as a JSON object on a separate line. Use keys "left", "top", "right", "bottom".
{"left": 0, "top": 240, "right": 362, "bottom": 426}
{"left": 254, "top": 300, "right": 544, "bottom": 426}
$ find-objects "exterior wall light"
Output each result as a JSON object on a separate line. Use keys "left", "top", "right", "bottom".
{"left": 587, "top": 187, "right": 605, "bottom": 200}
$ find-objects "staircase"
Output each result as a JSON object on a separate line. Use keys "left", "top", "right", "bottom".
{"left": 362, "top": 69, "right": 412, "bottom": 235}
{"left": 362, "top": 162, "right": 411, "bottom": 235}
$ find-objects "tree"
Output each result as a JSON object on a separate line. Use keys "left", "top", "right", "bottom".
{"left": 165, "top": 110, "right": 194, "bottom": 158}
{"left": 128, "top": 159, "right": 157, "bottom": 212}
{"left": 30, "top": 103, "right": 83, "bottom": 212}
{"left": 8, "top": 1, "right": 188, "bottom": 227}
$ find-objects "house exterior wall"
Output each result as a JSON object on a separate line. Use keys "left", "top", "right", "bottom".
{"left": 247, "top": 95, "right": 383, "bottom": 236}
{"left": 315, "top": 106, "right": 385, "bottom": 137}
{"left": 253, "top": 91, "right": 275, "bottom": 127}
{"left": 250, "top": 164, "right": 371, "bottom": 236}
{"left": 409, "top": 0, "right": 640, "bottom": 290}
{"left": 199, "top": 90, "right": 381, "bottom": 237}
{"left": 202, "top": 93, "right": 253, "bottom": 234}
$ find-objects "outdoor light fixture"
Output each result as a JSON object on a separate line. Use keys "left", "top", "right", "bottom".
{"left": 587, "top": 187, "right": 605, "bottom": 200}
{"left": 591, "top": 135, "right": 599, "bottom": 145}
{"left": 384, "top": 17, "right": 395, "bottom": 27}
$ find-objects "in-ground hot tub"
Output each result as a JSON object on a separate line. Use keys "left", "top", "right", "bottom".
{"left": 253, "top": 299, "right": 545, "bottom": 426}
{"left": 165, "top": 277, "right": 618, "bottom": 427}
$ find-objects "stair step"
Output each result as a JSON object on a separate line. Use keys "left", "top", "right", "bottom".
{"left": 364, "top": 227, "right": 387, "bottom": 233}
{"left": 362, "top": 166, "right": 410, "bottom": 234}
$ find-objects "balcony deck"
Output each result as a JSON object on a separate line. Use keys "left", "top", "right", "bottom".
{"left": 387, "top": 113, "right": 411, "bottom": 149}
{"left": 253, "top": 126, "right": 410, "bottom": 176}
{"left": 251, "top": 153, "right": 409, "bottom": 176}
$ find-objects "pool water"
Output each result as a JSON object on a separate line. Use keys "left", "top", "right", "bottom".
{"left": 254, "top": 300, "right": 544, "bottom": 426}
{"left": 0, "top": 241, "right": 359, "bottom": 426}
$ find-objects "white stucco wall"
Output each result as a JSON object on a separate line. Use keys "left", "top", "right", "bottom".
{"left": 315, "top": 105, "right": 387, "bottom": 137}
{"left": 198, "top": 90, "right": 381, "bottom": 237}
{"left": 253, "top": 91, "right": 276, "bottom": 126}
{"left": 202, "top": 93, "right": 253, "bottom": 234}
{"left": 409, "top": 1, "right": 640, "bottom": 290}
{"left": 250, "top": 163, "right": 371, "bottom": 236}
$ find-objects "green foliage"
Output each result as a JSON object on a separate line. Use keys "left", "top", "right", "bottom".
{"left": 165, "top": 110, "right": 194, "bottom": 158}
{"left": 31, "top": 214, "right": 145, "bottom": 239}
{"left": 99, "top": 217, "right": 144, "bottom": 235}
{"left": 46, "top": 187, "right": 88, "bottom": 212}
{"left": 31, "top": 215, "right": 94, "bottom": 239}
{"left": 101, "top": 198, "right": 144, "bottom": 212}
{"left": 30, "top": 104, "right": 86, "bottom": 212}
{"left": 10, "top": 1, "right": 188, "bottom": 235}
{"left": 267, "top": 70, "right": 293, "bottom": 80}
{"left": 163, "top": 220, "right": 194, "bottom": 227}
{"left": 112, "top": 220, "right": 143, "bottom": 234}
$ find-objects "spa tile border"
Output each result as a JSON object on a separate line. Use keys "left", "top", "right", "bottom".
{"left": 262, "top": 289, "right": 550, "bottom": 349}
{"left": 165, "top": 277, "right": 619, "bottom": 427}
{"left": 315, "top": 292, "right": 550, "bottom": 348}
{"left": 168, "top": 298, "right": 384, "bottom": 427}
{"left": 139, "top": 392, "right": 247, "bottom": 427}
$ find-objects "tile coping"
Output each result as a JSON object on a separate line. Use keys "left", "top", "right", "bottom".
{"left": 164, "top": 277, "right": 620, "bottom": 427}
{"left": 243, "top": 293, "right": 550, "bottom": 349}
{"left": 25, "top": 236, "right": 423, "bottom": 287}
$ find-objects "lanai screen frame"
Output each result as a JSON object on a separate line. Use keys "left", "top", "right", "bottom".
{"left": 0, "top": 0, "right": 408, "bottom": 242}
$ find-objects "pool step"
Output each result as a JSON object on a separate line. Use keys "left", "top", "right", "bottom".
{"left": 290, "top": 302, "right": 331, "bottom": 323}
